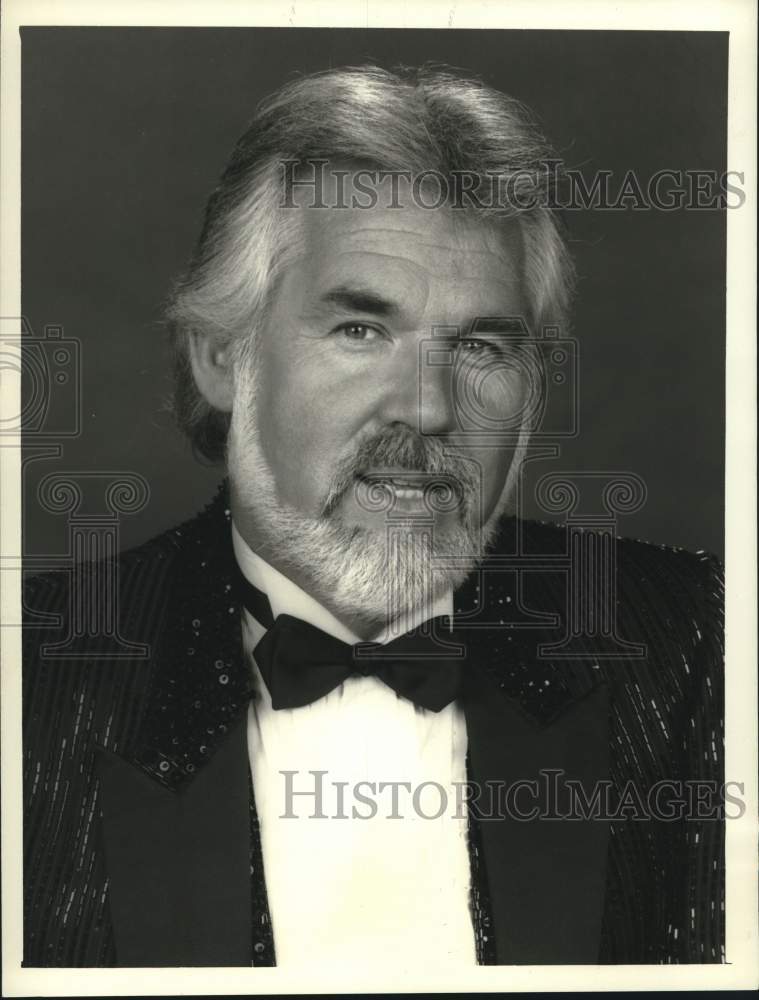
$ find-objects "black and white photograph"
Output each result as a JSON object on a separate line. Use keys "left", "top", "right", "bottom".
{"left": 1, "top": 0, "right": 756, "bottom": 994}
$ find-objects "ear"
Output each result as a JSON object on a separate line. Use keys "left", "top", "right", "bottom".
{"left": 188, "top": 331, "right": 236, "bottom": 412}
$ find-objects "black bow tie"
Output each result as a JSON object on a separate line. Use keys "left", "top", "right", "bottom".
{"left": 234, "top": 567, "right": 465, "bottom": 712}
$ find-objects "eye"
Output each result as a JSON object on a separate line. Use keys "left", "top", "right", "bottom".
{"left": 457, "top": 338, "right": 501, "bottom": 356}
{"left": 333, "top": 322, "right": 384, "bottom": 344}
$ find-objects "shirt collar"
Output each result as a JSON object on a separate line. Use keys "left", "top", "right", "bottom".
{"left": 231, "top": 521, "right": 453, "bottom": 645}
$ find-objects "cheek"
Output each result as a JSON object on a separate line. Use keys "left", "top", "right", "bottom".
{"left": 476, "top": 445, "right": 516, "bottom": 513}
{"left": 451, "top": 355, "right": 528, "bottom": 448}
{"left": 256, "top": 381, "right": 329, "bottom": 505}
{"left": 251, "top": 343, "right": 364, "bottom": 511}
{"left": 454, "top": 362, "right": 525, "bottom": 516}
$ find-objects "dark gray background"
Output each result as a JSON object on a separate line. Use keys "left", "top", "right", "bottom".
{"left": 21, "top": 28, "right": 727, "bottom": 559}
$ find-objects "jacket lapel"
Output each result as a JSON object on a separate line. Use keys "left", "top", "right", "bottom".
{"left": 97, "top": 716, "right": 252, "bottom": 966}
{"left": 96, "top": 486, "right": 256, "bottom": 966}
{"left": 457, "top": 530, "right": 611, "bottom": 964}
{"left": 464, "top": 662, "right": 610, "bottom": 964}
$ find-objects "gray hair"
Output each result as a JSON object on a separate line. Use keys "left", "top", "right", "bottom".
{"left": 166, "top": 63, "right": 576, "bottom": 461}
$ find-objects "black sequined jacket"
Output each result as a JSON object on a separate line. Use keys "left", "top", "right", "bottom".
{"left": 22, "top": 485, "right": 725, "bottom": 967}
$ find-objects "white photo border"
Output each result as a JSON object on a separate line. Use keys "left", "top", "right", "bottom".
{"left": 2, "top": 0, "right": 756, "bottom": 994}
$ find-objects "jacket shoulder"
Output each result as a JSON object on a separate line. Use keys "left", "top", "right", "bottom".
{"left": 22, "top": 494, "right": 230, "bottom": 755}
{"left": 22, "top": 486, "right": 232, "bottom": 616}
{"left": 490, "top": 517, "right": 724, "bottom": 696}
{"left": 613, "top": 532, "right": 724, "bottom": 646}
{"left": 513, "top": 515, "right": 723, "bottom": 620}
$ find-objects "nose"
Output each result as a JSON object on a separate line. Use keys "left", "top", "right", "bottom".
{"left": 376, "top": 338, "right": 457, "bottom": 436}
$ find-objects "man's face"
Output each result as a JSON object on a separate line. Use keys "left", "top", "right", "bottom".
{"left": 248, "top": 190, "right": 527, "bottom": 539}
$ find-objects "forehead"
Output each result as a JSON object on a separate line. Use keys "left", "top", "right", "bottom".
{"left": 283, "top": 189, "right": 524, "bottom": 318}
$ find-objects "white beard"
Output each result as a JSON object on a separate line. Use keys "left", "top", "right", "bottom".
{"left": 226, "top": 361, "right": 513, "bottom": 629}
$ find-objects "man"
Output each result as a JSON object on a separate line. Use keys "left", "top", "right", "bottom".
{"left": 22, "top": 65, "right": 724, "bottom": 967}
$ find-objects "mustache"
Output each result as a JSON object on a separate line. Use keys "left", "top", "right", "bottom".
{"left": 321, "top": 428, "right": 479, "bottom": 518}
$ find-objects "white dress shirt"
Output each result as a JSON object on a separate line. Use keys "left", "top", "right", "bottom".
{"left": 233, "top": 523, "right": 476, "bottom": 970}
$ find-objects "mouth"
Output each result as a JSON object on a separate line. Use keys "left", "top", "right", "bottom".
{"left": 357, "top": 470, "right": 460, "bottom": 502}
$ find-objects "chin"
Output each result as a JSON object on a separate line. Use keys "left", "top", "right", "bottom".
{"left": 313, "top": 512, "right": 486, "bottom": 624}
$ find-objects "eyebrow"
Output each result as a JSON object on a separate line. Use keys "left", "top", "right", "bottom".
{"left": 319, "top": 285, "right": 401, "bottom": 317}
